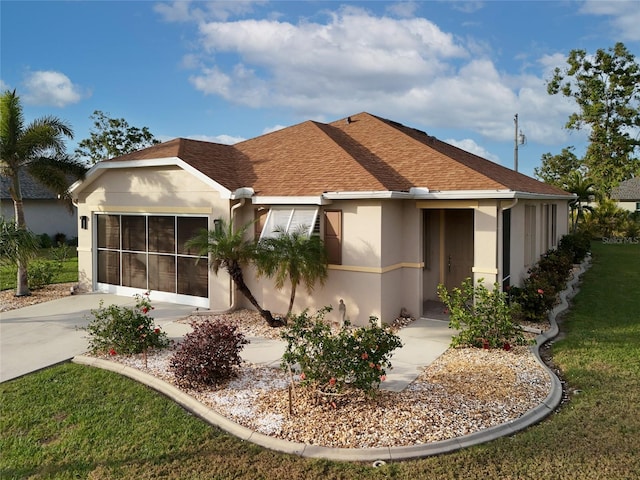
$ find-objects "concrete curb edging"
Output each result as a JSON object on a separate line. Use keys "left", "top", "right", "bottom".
{"left": 72, "top": 257, "right": 591, "bottom": 462}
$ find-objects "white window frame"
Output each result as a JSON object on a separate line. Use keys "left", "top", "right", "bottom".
{"left": 259, "top": 206, "right": 319, "bottom": 239}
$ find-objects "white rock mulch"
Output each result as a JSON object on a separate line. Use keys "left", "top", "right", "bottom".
{"left": 112, "top": 310, "right": 553, "bottom": 449}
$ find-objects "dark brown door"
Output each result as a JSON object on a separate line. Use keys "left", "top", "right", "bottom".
{"left": 444, "top": 209, "right": 474, "bottom": 290}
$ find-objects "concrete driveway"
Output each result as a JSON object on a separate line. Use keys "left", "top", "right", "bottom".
{"left": 0, "top": 293, "right": 195, "bottom": 383}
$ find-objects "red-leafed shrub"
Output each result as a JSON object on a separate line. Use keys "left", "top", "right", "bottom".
{"left": 170, "top": 320, "right": 248, "bottom": 389}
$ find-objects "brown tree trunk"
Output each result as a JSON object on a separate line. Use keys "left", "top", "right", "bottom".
{"left": 227, "top": 261, "right": 283, "bottom": 327}
{"left": 12, "top": 181, "right": 30, "bottom": 297}
{"left": 286, "top": 282, "right": 297, "bottom": 320}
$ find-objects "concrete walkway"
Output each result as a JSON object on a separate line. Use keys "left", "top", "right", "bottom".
{"left": 1, "top": 292, "right": 452, "bottom": 389}
{"left": 0, "top": 293, "right": 194, "bottom": 383}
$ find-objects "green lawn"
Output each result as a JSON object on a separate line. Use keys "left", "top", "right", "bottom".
{"left": 0, "top": 246, "right": 78, "bottom": 291}
{"left": 1, "top": 242, "right": 639, "bottom": 479}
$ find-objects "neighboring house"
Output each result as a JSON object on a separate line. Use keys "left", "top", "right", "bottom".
{"left": 610, "top": 177, "right": 640, "bottom": 214}
{"left": 69, "top": 112, "right": 573, "bottom": 325}
{"left": 1, "top": 170, "right": 78, "bottom": 241}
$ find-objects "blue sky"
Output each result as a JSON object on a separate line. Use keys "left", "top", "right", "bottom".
{"left": 2, "top": 1, "right": 639, "bottom": 177}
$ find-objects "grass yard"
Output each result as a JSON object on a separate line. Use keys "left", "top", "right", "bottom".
{"left": 0, "top": 246, "right": 78, "bottom": 291}
{"left": 1, "top": 242, "right": 639, "bottom": 479}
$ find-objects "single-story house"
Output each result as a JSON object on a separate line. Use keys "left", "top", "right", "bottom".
{"left": 1, "top": 171, "right": 77, "bottom": 241}
{"left": 69, "top": 112, "right": 573, "bottom": 325}
{"left": 611, "top": 177, "right": 640, "bottom": 214}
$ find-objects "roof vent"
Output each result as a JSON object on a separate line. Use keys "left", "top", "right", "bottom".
{"left": 409, "top": 187, "right": 430, "bottom": 196}
{"left": 232, "top": 187, "right": 255, "bottom": 198}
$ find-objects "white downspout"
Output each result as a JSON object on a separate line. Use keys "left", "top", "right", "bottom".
{"left": 226, "top": 198, "right": 246, "bottom": 311}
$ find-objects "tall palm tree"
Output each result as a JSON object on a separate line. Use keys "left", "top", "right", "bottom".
{"left": 254, "top": 226, "right": 328, "bottom": 320}
{"left": 564, "top": 171, "right": 596, "bottom": 232}
{"left": 185, "top": 219, "right": 282, "bottom": 327}
{"left": 0, "top": 89, "right": 86, "bottom": 296}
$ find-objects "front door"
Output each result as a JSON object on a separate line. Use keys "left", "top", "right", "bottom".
{"left": 444, "top": 209, "right": 474, "bottom": 290}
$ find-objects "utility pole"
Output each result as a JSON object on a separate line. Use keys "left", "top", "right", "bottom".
{"left": 514, "top": 114, "right": 525, "bottom": 172}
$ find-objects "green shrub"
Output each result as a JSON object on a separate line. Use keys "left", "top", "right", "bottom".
{"left": 558, "top": 231, "right": 591, "bottom": 264}
{"left": 281, "top": 307, "right": 402, "bottom": 396}
{"left": 438, "top": 278, "right": 526, "bottom": 349}
{"left": 508, "top": 246, "right": 575, "bottom": 322}
{"left": 170, "top": 320, "right": 248, "bottom": 389}
{"left": 86, "top": 292, "right": 169, "bottom": 356}
{"left": 28, "top": 259, "right": 60, "bottom": 290}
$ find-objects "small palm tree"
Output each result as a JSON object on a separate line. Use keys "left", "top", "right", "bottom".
{"left": 254, "top": 226, "right": 328, "bottom": 320}
{"left": 0, "top": 217, "right": 40, "bottom": 272}
{"left": 185, "top": 219, "right": 282, "bottom": 327}
{"left": 564, "top": 171, "right": 596, "bottom": 232}
{"left": 0, "top": 90, "right": 86, "bottom": 296}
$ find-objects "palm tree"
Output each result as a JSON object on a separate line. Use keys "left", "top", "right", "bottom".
{"left": 564, "top": 171, "right": 596, "bottom": 232}
{"left": 0, "top": 90, "right": 86, "bottom": 296}
{"left": 254, "top": 226, "right": 328, "bottom": 320}
{"left": 0, "top": 217, "right": 40, "bottom": 272}
{"left": 185, "top": 219, "right": 282, "bottom": 327}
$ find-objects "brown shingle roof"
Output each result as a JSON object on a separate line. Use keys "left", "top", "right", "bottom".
{"left": 100, "top": 112, "right": 571, "bottom": 198}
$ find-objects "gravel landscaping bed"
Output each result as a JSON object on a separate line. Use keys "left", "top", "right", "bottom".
{"left": 2, "top": 287, "right": 553, "bottom": 449}
{"left": 115, "top": 310, "right": 552, "bottom": 449}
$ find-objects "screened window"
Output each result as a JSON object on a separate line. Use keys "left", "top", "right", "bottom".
{"left": 96, "top": 214, "right": 208, "bottom": 298}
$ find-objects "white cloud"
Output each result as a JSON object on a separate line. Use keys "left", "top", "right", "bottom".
{"left": 157, "top": 133, "right": 245, "bottom": 145}
{"left": 451, "top": 2, "right": 485, "bottom": 14}
{"left": 179, "top": 5, "right": 578, "bottom": 146}
{"left": 0, "top": 79, "right": 10, "bottom": 91}
{"left": 445, "top": 138, "right": 501, "bottom": 163}
{"left": 262, "top": 124, "right": 286, "bottom": 135}
{"left": 385, "top": 1, "right": 419, "bottom": 18}
{"left": 192, "top": 7, "right": 467, "bottom": 111}
{"left": 22, "top": 71, "right": 88, "bottom": 107}
{"left": 155, "top": 0, "right": 265, "bottom": 23}
{"left": 580, "top": 0, "right": 640, "bottom": 41}
{"left": 190, "top": 133, "right": 245, "bottom": 144}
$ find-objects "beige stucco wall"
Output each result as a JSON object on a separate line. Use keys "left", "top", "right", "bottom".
{"left": 508, "top": 199, "right": 570, "bottom": 286}
{"left": 240, "top": 199, "right": 389, "bottom": 325}
{"left": 75, "top": 166, "right": 232, "bottom": 309}
{"left": 241, "top": 199, "right": 423, "bottom": 326}
{"left": 473, "top": 200, "right": 499, "bottom": 289}
{"left": 616, "top": 200, "right": 639, "bottom": 213}
{"left": 74, "top": 163, "right": 572, "bottom": 325}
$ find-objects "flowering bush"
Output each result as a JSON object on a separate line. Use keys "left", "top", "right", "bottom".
{"left": 437, "top": 278, "right": 526, "bottom": 349}
{"left": 86, "top": 292, "right": 169, "bottom": 355}
{"left": 281, "top": 307, "right": 402, "bottom": 397}
{"left": 509, "top": 246, "right": 574, "bottom": 322}
{"left": 170, "top": 320, "right": 248, "bottom": 389}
